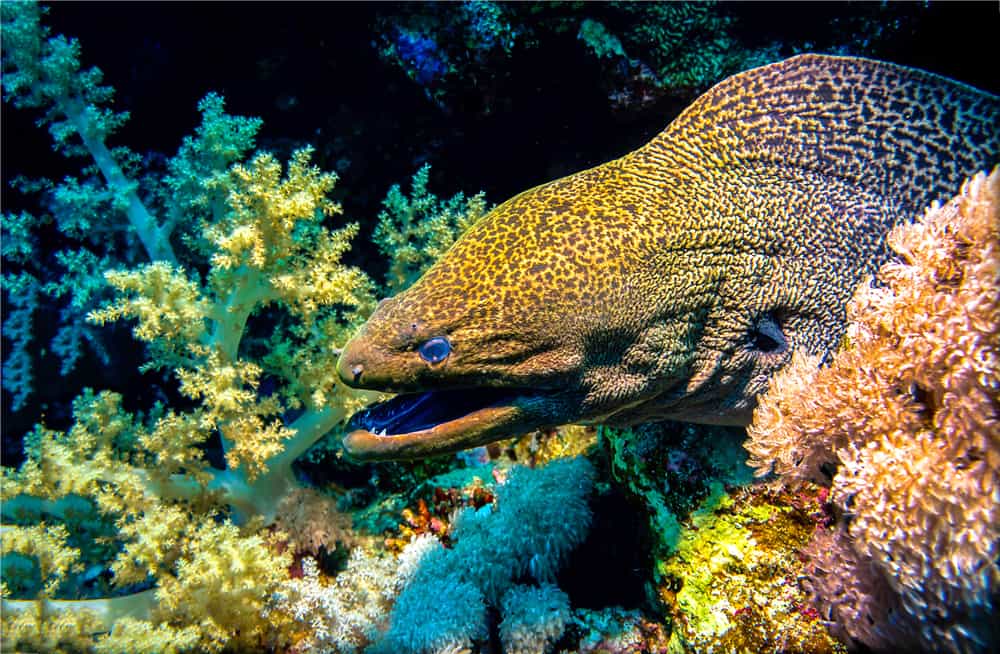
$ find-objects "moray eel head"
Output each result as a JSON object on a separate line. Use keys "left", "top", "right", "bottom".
{"left": 336, "top": 176, "right": 623, "bottom": 461}
{"left": 337, "top": 162, "right": 783, "bottom": 460}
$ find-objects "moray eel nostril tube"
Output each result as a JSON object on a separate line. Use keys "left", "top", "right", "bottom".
{"left": 336, "top": 54, "right": 1000, "bottom": 462}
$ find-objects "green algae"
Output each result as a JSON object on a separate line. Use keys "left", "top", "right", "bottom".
{"left": 660, "top": 483, "right": 755, "bottom": 643}
{"left": 659, "top": 486, "right": 846, "bottom": 653}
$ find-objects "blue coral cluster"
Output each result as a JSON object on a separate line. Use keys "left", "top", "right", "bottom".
{"left": 389, "top": 27, "right": 450, "bottom": 86}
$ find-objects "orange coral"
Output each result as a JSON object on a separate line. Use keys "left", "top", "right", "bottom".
{"left": 746, "top": 169, "right": 1000, "bottom": 652}
{"left": 387, "top": 480, "right": 496, "bottom": 551}
{"left": 272, "top": 487, "right": 359, "bottom": 557}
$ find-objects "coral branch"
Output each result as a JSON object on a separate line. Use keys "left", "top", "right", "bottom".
{"left": 1, "top": 590, "right": 157, "bottom": 635}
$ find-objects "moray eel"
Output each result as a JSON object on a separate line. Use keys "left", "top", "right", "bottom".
{"left": 337, "top": 54, "right": 1000, "bottom": 461}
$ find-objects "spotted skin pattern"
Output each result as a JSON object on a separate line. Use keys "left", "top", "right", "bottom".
{"left": 338, "top": 55, "right": 999, "bottom": 457}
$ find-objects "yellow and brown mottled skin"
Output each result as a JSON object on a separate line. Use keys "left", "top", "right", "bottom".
{"left": 337, "top": 54, "right": 1000, "bottom": 460}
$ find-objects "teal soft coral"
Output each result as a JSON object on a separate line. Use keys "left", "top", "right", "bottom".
{"left": 373, "top": 457, "right": 594, "bottom": 654}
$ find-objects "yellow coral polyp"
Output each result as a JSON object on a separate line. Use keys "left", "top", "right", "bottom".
{"left": 210, "top": 148, "right": 340, "bottom": 274}
{"left": 270, "top": 224, "right": 373, "bottom": 325}
{"left": 138, "top": 411, "right": 213, "bottom": 483}
{"left": 152, "top": 521, "right": 292, "bottom": 652}
{"left": 0, "top": 524, "right": 82, "bottom": 597}
{"left": 111, "top": 504, "right": 192, "bottom": 585}
{"left": 171, "top": 347, "right": 298, "bottom": 481}
{"left": 88, "top": 263, "right": 208, "bottom": 347}
{"left": 1, "top": 391, "right": 152, "bottom": 516}
{"left": 221, "top": 414, "right": 296, "bottom": 481}
{"left": 176, "top": 348, "right": 263, "bottom": 418}
{"left": 3, "top": 598, "right": 109, "bottom": 654}
{"left": 209, "top": 223, "right": 264, "bottom": 270}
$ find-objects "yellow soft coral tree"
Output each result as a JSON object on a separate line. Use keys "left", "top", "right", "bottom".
{"left": 373, "top": 163, "right": 490, "bottom": 293}
{"left": 2, "top": 136, "right": 379, "bottom": 652}
{"left": 745, "top": 168, "right": 1000, "bottom": 652}
{"left": 85, "top": 147, "right": 377, "bottom": 513}
{"left": 2, "top": 6, "right": 491, "bottom": 652}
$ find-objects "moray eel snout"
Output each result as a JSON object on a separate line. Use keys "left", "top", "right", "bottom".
{"left": 337, "top": 54, "right": 999, "bottom": 462}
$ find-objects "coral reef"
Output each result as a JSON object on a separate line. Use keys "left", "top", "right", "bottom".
{"left": 566, "top": 607, "right": 671, "bottom": 654}
{"left": 372, "top": 2, "right": 928, "bottom": 115}
{"left": 603, "top": 421, "right": 753, "bottom": 561}
{"left": 387, "top": 474, "right": 496, "bottom": 551}
{"left": 463, "top": 424, "right": 599, "bottom": 472}
{"left": 499, "top": 583, "right": 571, "bottom": 654}
{"left": 373, "top": 457, "right": 595, "bottom": 654}
{"left": 272, "top": 535, "right": 438, "bottom": 654}
{"left": 375, "top": 1, "right": 520, "bottom": 112}
{"left": 376, "top": 1, "right": 773, "bottom": 114}
{"left": 579, "top": 2, "right": 781, "bottom": 107}
{"left": 4, "top": 3, "right": 994, "bottom": 653}
{"left": 796, "top": 526, "right": 905, "bottom": 649}
{"left": 1, "top": 0, "right": 167, "bottom": 411}
{"left": 603, "top": 422, "right": 846, "bottom": 652}
{"left": 273, "top": 487, "right": 360, "bottom": 558}
{"left": 746, "top": 169, "right": 1000, "bottom": 652}
{"left": 657, "top": 484, "right": 845, "bottom": 653}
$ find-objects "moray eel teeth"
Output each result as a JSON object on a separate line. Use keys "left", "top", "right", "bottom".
{"left": 342, "top": 388, "right": 561, "bottom": 461}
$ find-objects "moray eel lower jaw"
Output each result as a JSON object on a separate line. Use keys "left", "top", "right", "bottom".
{"left": 340, "top": 386, "right": 572, "bottom": 461}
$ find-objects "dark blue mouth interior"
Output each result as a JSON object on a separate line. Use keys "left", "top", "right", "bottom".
{"left": 346, "top": 387, "right": 523, "bottom": 435}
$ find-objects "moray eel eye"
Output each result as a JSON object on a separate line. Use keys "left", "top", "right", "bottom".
{"left": 418, "top": 336, "right": 451, "bottom": 364}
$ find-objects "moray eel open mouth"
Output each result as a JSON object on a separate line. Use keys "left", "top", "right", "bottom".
{"left": 342, "top": 387, "right": 560, "bottom": 461}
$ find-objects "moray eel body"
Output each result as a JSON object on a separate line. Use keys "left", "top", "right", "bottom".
{"left": 337, "top": 54, "right": 1000, "bottom": 461}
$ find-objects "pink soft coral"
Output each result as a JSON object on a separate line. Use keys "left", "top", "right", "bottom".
{"left": 746, "top": 169, "right": 1000, "bottom": 652}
